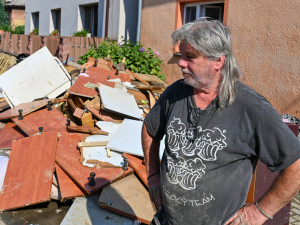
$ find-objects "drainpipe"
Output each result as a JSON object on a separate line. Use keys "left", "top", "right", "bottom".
{"left": 136, "top": 0, "right": 142, "bottom": 42}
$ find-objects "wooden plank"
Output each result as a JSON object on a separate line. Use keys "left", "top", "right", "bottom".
{"left": 147, "top": 91, "right": 156, "bottom": 109}
{"left": 123, "top": 153, "right": 148, "bottom": 187}
{"left": 12, "top": 108, "right": 74, "bottom": 136}
{"left": 126, "top": 69, "right": 150, "bottom": 86}
{"left": 85, "top": 106, "right": 124, "bottom": 123}
{"left": 78, "top": 141, "right": 109, "bottom": 148}
{"left": 81, "top": 112, "right": 94, "bottom": 127}
{"left": 55, "top": 132, "right": 133, "bottom": 194}
{"left": 0, "top": 122, "right": 26, "bottom": 149}
{"left": 98, "top": 174, "right": 156, "bottom": 224}
{"left": 0, "top": 99, "right": 51, "bottom": 120}
{"left": 86, "top": 66, "right": 131, "bottom": 83}
{"left": 55, "top": 163, "right": 85, "bottom": 201}
{"left": 0, "top": 132, "right": 58, "bottom": 211}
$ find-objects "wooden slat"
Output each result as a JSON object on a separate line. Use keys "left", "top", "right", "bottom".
{"left": 85, "top": 106, "right": 124, "bottom": 123}
{"left": 0, "top": 122, "right": 26, "bottom": 149}
{"left": 123, "top": 153, "right": 148, "bottom": 187}
{"left": 12, "top": 108, "right": 75, "bottom": 136}
{"left": 0, "top": 132, "right": 58, "bottom": 211}
{"left": 0, "top": 99, "right": 51, "bottom": 120}
{"left": 98, "top": 174, "right": 156, "bottom": 224}
{"left": 78, "top": 141, "right": 109, "bottom": 148}
{"left": 55, "top": 163, "right": 85, "bottom": 201}
{"left": 55, "top": 132, "right": 133, "bottom": 194}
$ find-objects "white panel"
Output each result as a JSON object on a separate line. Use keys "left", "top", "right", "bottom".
{"left": 0, "top": 47, "right": 71, "bottom": 107}
{"left": 0, "top": 156, "right": 9, "bottom": 191}
{"left": 106, "top": 119, "right": 165, "bottom": 158}
{"left": 99, "top": 84, "right": 143, "bottom": 120}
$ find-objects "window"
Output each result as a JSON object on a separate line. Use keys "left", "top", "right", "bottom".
{"left": 51, "top": 9, "right": 61, "bottom": 32}
{"left": 32, "top": 12, "right": 39, "bottom": 30}
{"left": 184, "top": 2, "right": 224, "bottom": 23}
{"left": 79, "top": 4, "right": 98, "bottom": 36}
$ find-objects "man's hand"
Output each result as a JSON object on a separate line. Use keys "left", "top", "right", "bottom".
{"left": 225, "top": 203, "right": 268, "bottom": 225}
{"left": 148, "top": 173, "right": 162, "bottom": 209}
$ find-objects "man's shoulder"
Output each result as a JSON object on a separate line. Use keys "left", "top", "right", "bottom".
{"left": 236, "top": 81, "right": 271, "bottom": 107}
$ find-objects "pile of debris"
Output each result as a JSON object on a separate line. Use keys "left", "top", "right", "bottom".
{"left": 0, "top": 47, "right": 167, "bottom": 224}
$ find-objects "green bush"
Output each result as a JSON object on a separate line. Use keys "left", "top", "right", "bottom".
{"left": 0, "top": 0, "right": 9, "bottom": 27}
{"left": 0, "top": 24, "right": 12, "bottom": 32}
{"left": 30, "top": 28, "right": 39, "bottom": 35}
{"left": 77, "top": 39, "right": 165, "bottom": 81}
{"left": 73, "top": 29, "right": 89, "bottom": 37}
{"left": 11, "top": 25, "right": 25, "bottom": 34}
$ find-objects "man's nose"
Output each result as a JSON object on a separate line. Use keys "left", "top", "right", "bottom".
{"left": 177, "top": 57, "right": 188, "bottom": 68}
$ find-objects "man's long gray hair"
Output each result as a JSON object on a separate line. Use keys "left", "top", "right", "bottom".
{"left": 172, "top": 19, "right": 242, "bottom": 107}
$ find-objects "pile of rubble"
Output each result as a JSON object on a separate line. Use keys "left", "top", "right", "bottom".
{"left": 0, "top": 47, "right": 167, "bottom": 224}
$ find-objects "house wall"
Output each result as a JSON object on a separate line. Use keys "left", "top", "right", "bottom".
{"left": 25, "top": 0, "right": 106, "bottom": 37}
{"left": 10, "top": 8, "right": 25, "bottom": 28}
{"left": 107, "top": 0, "right": 139, "bottom": 43}
{"left": 227, "top": 0, "right": 300, "bottom": 116}
{"left": 140, "top": 0, "right": 299, "bottom": 116}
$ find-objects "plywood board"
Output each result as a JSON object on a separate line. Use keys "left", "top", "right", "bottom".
{"left": 55, "top": 163, "right": 85, "bottom": 201}
{"left": 0, "top": 99, "right": 51, "bottom": 120}
{"left": 106, "top": 119, "right": 165, "bottom": 158}
{"left": 0, "top": 47, "right": 71, "bottom": 107}
{"left": 86, "top": 66, "right": 131, "bottom": 83}
{"left": 99, "top": 84, "right": 143, "bottom": 120}
{"left": 55, "top": 132, "right": 133, "bottom": 194}
{"left": 98, "top": 174, "right": 156, "bottom": 224}
{"left": 0, "top": 122, "right": 26, "bottom": 149}
{"left": 0, "top": 132, "right": 57, "bottom": 211}
{"left": 12, "top": 108, "right": 74, "bottom": 136}
{"left": 86, "top": 106, "right": 124, "bottom": 123}
{"left": 123, "top": 153, "right": 147, "bottom": 187}
{"left": 61, "top": 196, "right": 136, "bottom": 225}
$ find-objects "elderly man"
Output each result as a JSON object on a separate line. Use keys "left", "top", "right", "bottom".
{"left": 142, "top": 19, "right": 300, "bottom": 225}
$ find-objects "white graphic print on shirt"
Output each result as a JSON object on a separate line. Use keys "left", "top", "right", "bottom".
{"left": 166, "top": 117, "right": 227, "bottom": 190}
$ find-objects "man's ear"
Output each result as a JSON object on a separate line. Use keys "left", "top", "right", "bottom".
{"left": 214, "top": 55, "right": 225, "bottom": 70}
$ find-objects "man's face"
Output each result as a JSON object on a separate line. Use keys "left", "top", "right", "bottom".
{"left": 178, "top": 42, "right": 220, "bottom": 90}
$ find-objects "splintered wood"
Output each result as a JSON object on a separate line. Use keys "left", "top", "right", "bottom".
{"left": 0, "top": 132, "right": 58, "bottom": 211}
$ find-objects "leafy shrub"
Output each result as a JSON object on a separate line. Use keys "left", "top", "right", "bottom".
{"left": 50, "top": 29, "right": 60, "bottom": 36}
{"left": 73, "top": 29, "right": 89, "bottom": 37}
{"left": 78, "top": 39, "right": 165, "bottom": 81}
{"left": 0, "top": 24, "right": 12, "bottom": 32}
{"left": 30, "top": 28, "right": 39, "bottom": 35}
{"left": 11, "top": 25, "right": 25, "bottom": 34}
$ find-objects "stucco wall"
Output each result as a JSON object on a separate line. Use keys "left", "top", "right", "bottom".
{"left": 140, "top": 0, "right": 181, "bottom": 84}
{"left": 10, "top": 8, "right": 25, "bottom": 27}
{"left": 227, "top": 0, "right": 300, "bottom": 116}
{"left": 25, "top": 0, "right": 106, "bottom": 37}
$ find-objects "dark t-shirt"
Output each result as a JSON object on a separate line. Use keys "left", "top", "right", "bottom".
{"left": 144, "top": 80, "right": 300, "bottom": 225}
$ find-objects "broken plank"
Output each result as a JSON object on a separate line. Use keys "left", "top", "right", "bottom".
{"left": 81, "top": 111, "right": 94, "bottom": 127}
{"left": 98, "top": 174, "right": 156, "bottom": 224}
{"left": 85, "top": 106, "right": 124, "bottom": 123}
{"left": 12, "top": 107, "right": 74, "bottom": 136}
{"left": 147, "top": 90, "right": 156, "bottom": 109}
{"left": 123, "top": 153, "right": 148, "bottom": 187}
{"left": 78, "top": 141, "right": 109, "bottom": 148}
{"left": 56, "top": 132, "right": 133, "bottom": 194}
{"left": 0, "top": 99, "right": 51, "bottom": 120}
{"left": 67, "top": 125, "right": 108, "bottom": 135}
{"left": 55, "top": 163, "right": 86, "bottom": 201}
{"left": 0, "top": 132, "right": 58, "bottom": 211}
{"left": 0, "top": 122, "right": 26, "bottom": 149}
{"left": 126, "top": 69, "right": 150, "bottom": 86}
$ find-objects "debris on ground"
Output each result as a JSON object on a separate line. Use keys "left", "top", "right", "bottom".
{"left": 0, "top": 47, "right": 167, "bottom": 225}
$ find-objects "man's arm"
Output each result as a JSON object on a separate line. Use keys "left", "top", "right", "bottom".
{"left": 226, "top": 157, "right": 300, "bottom": 225}
{"left": 142, "top": 123, "right": 162, "bottom": 209}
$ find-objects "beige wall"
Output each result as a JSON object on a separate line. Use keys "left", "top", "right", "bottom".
{"left": 227, "top": 0, "right": 300, "bottom": 116}
{"left": 140, "top": 0, "right": 182, "bottom": 84}
{"left": 140, "top": 0, "right": 299, "bottom": 116}
{"left": 10, "top": 8, "right": 25, "bottom": 27}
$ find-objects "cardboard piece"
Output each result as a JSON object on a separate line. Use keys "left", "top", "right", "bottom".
{"left": 0, "top": 132, "right": 57, "bottom": 211}
{"left": 98, "top": 174, "right": 156, "bottom": 224}
{"left": 0, "top": 122, "right": 26, "bottom": 149}
{"left": 55, "top": 132, "right": 133, "bottom": 194}
{"left": 0, "top": 47, "right": 71, "bottom": 107}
